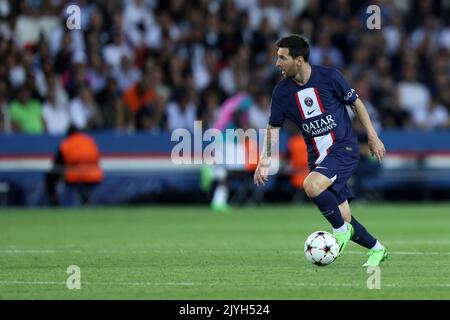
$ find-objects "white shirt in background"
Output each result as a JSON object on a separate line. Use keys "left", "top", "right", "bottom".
{"left": 166, "top": 101, "right": 197, "bottom": 132}
{"left": 42, "top": 101, "right": 71, "bottom": 135}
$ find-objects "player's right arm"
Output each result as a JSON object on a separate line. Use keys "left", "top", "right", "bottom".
{"left": 254, "top": 84, "right": 285, "bottom": 186}
{"left": 254, "top": 124, "right": 280, "bottom": 186}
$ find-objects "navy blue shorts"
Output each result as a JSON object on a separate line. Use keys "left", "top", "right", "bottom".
{"left": 312, "top": 152, "right": 359, "bottom": 205}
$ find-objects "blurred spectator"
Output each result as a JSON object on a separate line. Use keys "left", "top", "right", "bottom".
{"left": 123, "top": 70, "right": 156, "bottom": 116}
{"left": 383, "top": 14, "right": 404, "bottom": 56}
{"left": 414, "top": 98, "right": 450, "bottom": 131}
{"left": 47, "top": 73, "right": 69, "bottom": 109}
{"left": 136, "top": 85, "right": 169, "bottom": 132}
{"left": 199, "top": 89, "right": 221, "bottom": 130}
{"left": 112, "top": 54, "right": 142, "bottom": 92}
{"left": 348, "top": 45, "right": 370, "bottom": 80}
{"left": 45, "top": 125, "right": 103, "bottom": 206}
{"left": 53, "top": 31, "right": 75, "bottom": 75}
{"left": 352, "top": 72, "right": 382, "bottom": 133}
{"left": 42, "top": 78, "right": 70, "bottom": 135}
{"left": 0, "top": 79, "right": 11, "bottom": 133}
{"left": 352, "top": 122, "right": 382, "bottom": 200}
{"left": 166, "top": 86, "right": 197, "bottom": 132}
{"left": 280, "top": 129, "right": 309, "bottom": 202}
{"left": 248, "top": 90, "right": 270, "bottom": 130}
{"left": 7, "top": 47, "right": 26, "bottom": 89}
{"left": 96, "top": 77, "right": 134, "bottom": 131}
{"left": 9, "top": 85, "right": 45, "bottom": 134}
{"left": 123, "top": 0, "right": 156, "bottom": 49}
{"left": 252, "top": 16, "right": 278, "bottom": 61}
{"left": 102, "top": 29, "right": 134, "bottom": 69}
{"left": 85, "top": 7, "right": 109, "bottom": 50}
{"left": 87, "top": 53, "right": 108, "bottom": 93}
{"left": 410, "top": 14, "right": 442, "bottom": 56}
{"left": 397, "top": 60, "right": 431, "bottom": 127}
{"left": 65, "top": 62, "right": 90, "bottom": 98}
{"left": 381, "top": 97, "right": 414, "bottom": 130}
{"left": 310, "top": 31, "right": 344, "bottom": 68}
{"left": 68, "top": 85, "right": 102, "bottom": 131}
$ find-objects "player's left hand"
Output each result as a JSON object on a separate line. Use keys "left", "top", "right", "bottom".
{"left": 368, "top": 135, "right": 385, "bottom": 162}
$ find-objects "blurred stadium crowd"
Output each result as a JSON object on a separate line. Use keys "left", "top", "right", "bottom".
{"left": 0, "top": 0, "right": 449, "bottom": 136}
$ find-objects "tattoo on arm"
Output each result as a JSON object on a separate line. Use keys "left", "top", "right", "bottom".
{"left": 260, "top": 125, "right": 278, "bottom": 167}
{"left": 266, "top": 126, "right": 272, "bottom": 158}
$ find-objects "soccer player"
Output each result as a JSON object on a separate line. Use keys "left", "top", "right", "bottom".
{"left": 254, "top": 35, "right": 388, "bottom": 266}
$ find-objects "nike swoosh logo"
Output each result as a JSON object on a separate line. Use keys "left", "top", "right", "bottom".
{"left": 330, "top": 175, "right": 337, "bottom": 182}
{"left": 307, "top": 109, "right": 317, "bottom": 115}
{"left": 316, "top": 166, "right": 327, "bottom": 170}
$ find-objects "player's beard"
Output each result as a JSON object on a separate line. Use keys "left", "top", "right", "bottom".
{"left": 283, "top": 67, "right": 297, "bottom": 78}
{"left": 281, "top": 70, "right": 293, "bottom": 78}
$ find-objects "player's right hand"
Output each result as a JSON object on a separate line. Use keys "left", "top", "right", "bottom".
{"left": 254, "top": 160, "right": 269, "bottom": 186}
{"left": 368, "top": 135, "right": 386, "bottom": 162}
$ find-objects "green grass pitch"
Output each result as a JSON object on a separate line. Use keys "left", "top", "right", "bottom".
{"left": 0, "top": 203, "right": 449, "bottom": 299}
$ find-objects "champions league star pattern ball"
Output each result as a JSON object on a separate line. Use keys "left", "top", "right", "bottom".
{"left": 304, "top": 231, "right": 340, "bottom": 266}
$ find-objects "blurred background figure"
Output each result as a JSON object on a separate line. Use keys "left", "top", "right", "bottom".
{"left": 201, "top": 91, "right": 258, "bottom": 211}
{"left": 68, "top": 84, "right": 102, "bottom": 130}
{"left": 281, "top": 126, "right": 309, "bottom": 203}
{"left": 0, "top": 79, "right": 11, "bottom": 133}
{"left": 45, "top": 125, "right": 103, "bottom": 206}
{"left": 9, "top": 85, "right": 45, "bottom": 134}
{"left": 42, "top": 74, "right": 70, "bottom": 135}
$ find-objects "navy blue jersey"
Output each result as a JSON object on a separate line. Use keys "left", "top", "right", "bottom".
{"left": 269, "top": 65, "right": 360, "bottom": 169}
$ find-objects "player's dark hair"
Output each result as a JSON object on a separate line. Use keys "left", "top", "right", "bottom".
{"left": 276, "top": 34, "right": 310, "bottom": 62}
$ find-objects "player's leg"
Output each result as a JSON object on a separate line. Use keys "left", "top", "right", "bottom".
{"left": 303, "top": 172, "right": 353, "bottom": 254}
{"left": 337, "top": 200, "right": 351, "bottom": 223}
{"left": 339, "top": 200, "right": 377, "bottom": 248}
{"left": 210, "top": 165, "right": 230, "bottom": 212}
{"left": 338, "top": 200, "right": 388, "bottom": 266}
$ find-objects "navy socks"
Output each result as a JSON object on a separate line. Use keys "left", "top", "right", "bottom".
{"left": 311, "top": 189, "right": 378, "bottom": 249}
{"left": 350, "top": 216, "right": 377, "bottom": 249}
{"left": 311, "top": 190, "right": 345, "bottom": 229}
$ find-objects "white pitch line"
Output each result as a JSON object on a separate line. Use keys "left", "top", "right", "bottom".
{"left": 384, "top": 240, "right": 450, "bottom": 245}
{"left": 0, "top": 281, "right": 65, "bottom": 285}
{"left": 0, "top": 249, "right": 449, "bottom": 256}
{"left": 271, "top": 250, "right": 450, "bottom": 256}
{"left": 0, "top": 250, "right": 59, "bottom": 254}
{"left": 0, "top": 280, "right": 195, "bottom": 286}
{"left": 0, "top": 249, "right": 82, "bottom": 254}
{"left": 1, "top": 280, "right": 450, "bottom": 289}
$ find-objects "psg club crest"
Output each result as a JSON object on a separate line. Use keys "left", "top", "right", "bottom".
{"left": 304, "top": 97, "right": 313, "bottom": 107}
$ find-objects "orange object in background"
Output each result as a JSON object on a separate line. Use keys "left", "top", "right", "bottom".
{"left": 60, "top": 132, "right": 103, "bottom": 184}
{"left": 288, "top": 134, "right": 309, "bottom": 189}
{"left": 123, "top": 84, "right": 155, "bottom": 115}
{"left": 244, "top": 137, "right": 259, "bottom": 172}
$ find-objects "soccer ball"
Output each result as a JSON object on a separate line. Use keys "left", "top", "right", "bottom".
{"left": 304, "top": 231, "right": 339, "bottom": 266}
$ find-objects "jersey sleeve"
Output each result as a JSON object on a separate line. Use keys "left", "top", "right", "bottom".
{"left": 331, "top": 68, "right": 358, "bottom": 105}
{"left": 268, "top": 86, "right": 285, "bottom": 127}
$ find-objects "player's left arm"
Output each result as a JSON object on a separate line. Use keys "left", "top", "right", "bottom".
{"left": 350, "top": 98, "right": 386, "bottom": 162}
